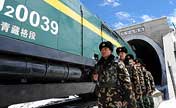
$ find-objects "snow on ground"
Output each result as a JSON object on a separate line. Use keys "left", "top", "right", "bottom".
{"left": 8, "top": 99, "right": 64, "bottom": 108}
{"left": 158, "top": 98, "right": 176, "bottom": 108}
{"left": 8, "top": 91, "right": 175, "bottom": 108}
{"left": 8, "top": 95, "right": 79, "bottom": 108}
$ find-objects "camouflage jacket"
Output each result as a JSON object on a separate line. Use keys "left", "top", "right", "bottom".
{"left": 142, "top": 67, "right": 155, "bottom": 95}
{"left": 94, "top": 55, "right": 120, "bottom": 87}
{"left": 126, "top": 64, "right": 142, "bottom": 99}
{"left": 94, "top": 55, "right": 136, "bottom": 108}
{"left": 136, "top": 66, "right": 147, "bottom": 95}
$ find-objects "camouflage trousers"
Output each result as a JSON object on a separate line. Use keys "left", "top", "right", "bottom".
{"left": 97, "top": 87, "right": 126, "bottom": 108}
{"left": 127, "top": 92, "right": 137, "bottom": 108}
{"left": 148, "top": 96, "right": 154, "bottom": 108}
{"left": 136, "top": 97, "right": 145, "bottom": 108}
{"left": 142, "top": 95, "right": 150, "bottom": 108}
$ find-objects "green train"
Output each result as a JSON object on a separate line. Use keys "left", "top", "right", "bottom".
{"left": 0, "top": 0, "right": 135, "bottom": 106}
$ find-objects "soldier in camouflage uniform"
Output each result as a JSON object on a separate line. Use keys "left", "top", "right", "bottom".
{"left": 116, "top": 47, "right": 137, "bottom": 108}
{"left": 92, "top": 42, "right": 136, "bottom": 108}
{"left": 134, "top": 59, "right": 150, "bottom": 108}
{"left": 124, "top": 54, "right": 145, "bottom": 108}
{"left": 142, "top": 64, "right": 155, "bottom": 108}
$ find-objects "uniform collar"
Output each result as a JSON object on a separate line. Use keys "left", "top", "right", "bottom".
{"left": 98, "top": 54, "right": 115, "bottom": 65}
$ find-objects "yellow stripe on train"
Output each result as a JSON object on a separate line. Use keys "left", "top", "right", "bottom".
{"left": 44, "top": 0, "right": 121, "bottom": 47}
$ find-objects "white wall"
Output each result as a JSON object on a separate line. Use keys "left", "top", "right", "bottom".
{"left": 163, "top": 31, "right": 176, "bottom": 99}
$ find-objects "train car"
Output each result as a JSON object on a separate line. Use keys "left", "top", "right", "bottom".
{"left": 0, "top": 0, "right": 135, "bottom": 106}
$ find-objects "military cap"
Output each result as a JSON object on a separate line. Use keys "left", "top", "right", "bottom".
{"left": 125, "top": 54, "right": 134, "bottom": 61}
{"left": 99, "top": 41, "right": 114, "bottom": 52}
{"left": 134, "top": 58, "right": 143, "bottom": 64}
{"left": 116, "top": 47, "right": 128, "bottom": 54}
{"left": 124, "top": 54, "right": 134, "bottom": 65}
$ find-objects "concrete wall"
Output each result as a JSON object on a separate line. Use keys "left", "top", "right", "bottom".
{"left": 163, "top": 31, "right": 176, "bottom": 99}
{"left": 116, "top": 17, "right": 171, "bottom": 48}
